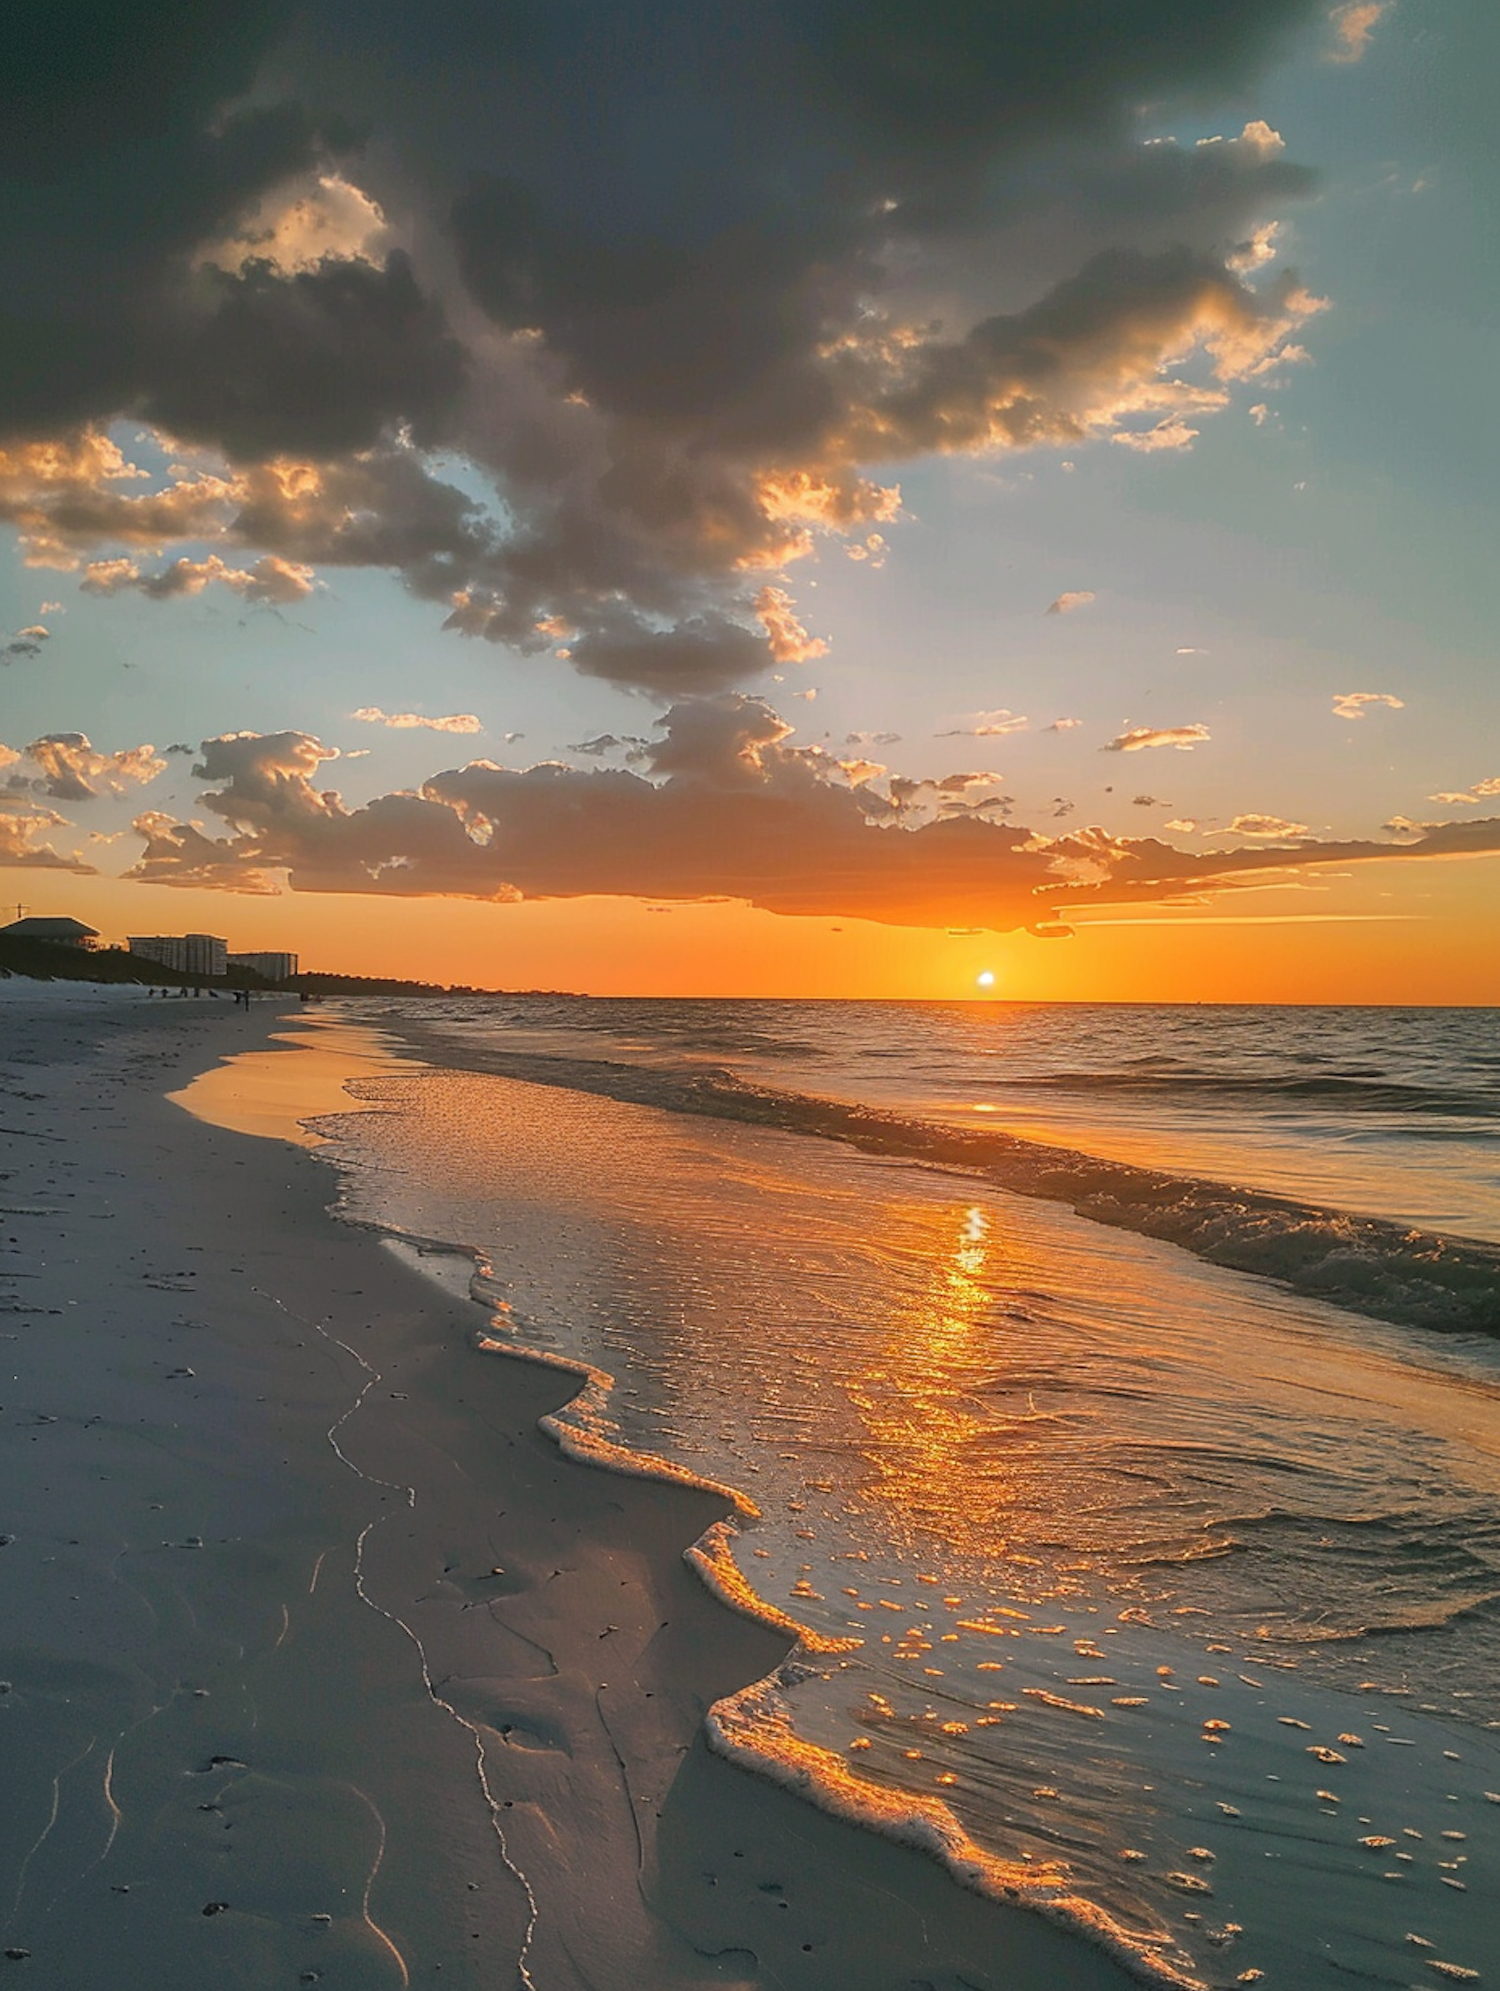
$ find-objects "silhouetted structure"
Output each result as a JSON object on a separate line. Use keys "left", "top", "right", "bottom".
{"left": 227, "top": 951, "right": 299, "bottom": 981}
{"left": 2, "top": 916, "right": 98, "bottom": 948}
{"left": 128, "top": 933, "right": 228, "bottom": 977}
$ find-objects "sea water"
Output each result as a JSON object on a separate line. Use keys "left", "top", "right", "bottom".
{"left": 307, "top": 1000, "right": 1500, "bottom": 1988}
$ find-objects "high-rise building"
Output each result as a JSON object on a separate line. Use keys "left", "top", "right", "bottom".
{"left": 127, "top": 933, "right": 228, "bottom": 977}
{"left": 227, "top": 951, "right": 299, "bottom": 981}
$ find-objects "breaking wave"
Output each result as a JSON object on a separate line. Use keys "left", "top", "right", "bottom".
{"left": 355, "top": 1027, "right": 1500, "bottom": 1337}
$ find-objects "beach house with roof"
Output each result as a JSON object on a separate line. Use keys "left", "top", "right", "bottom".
{"left": 1, "top": 916, "right": 99, "bottom": 948}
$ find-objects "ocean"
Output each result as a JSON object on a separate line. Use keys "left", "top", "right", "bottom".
{"left": 303, "top": 999, "right": 1500, "bottom": 1988}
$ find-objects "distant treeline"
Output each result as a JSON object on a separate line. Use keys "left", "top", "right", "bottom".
{"left": 0, "top": 935, "right": 184, "bottom": 985}
{"left": 0, "top": 935, "right": 558, "bottom": 999}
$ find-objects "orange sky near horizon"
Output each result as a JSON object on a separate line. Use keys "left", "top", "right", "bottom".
{"left": 16, "top": 849, "right": 1498, "bottom": 1006}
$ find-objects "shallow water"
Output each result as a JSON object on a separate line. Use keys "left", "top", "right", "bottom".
{"left": 262, "top": 997, "right": 1500, "bottom": 1991}
{"left": 395, "top": 997, "right": 1500, "bottom": 1241}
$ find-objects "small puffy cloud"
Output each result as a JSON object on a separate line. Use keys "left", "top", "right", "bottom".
{"left": 1383, "top": 815, "right": 1437, "bottom": 839}
{"left": 1043, "top": 717, "right": 1083, "bottom": 732}
{"left": 1332, "top": 691, "right": 1404, "bottom": 719}
{"left": 1227, "top": 223, "right": 1282, "bottom": 276}
{"left": 352, "top": 708, "right": 484, "bottom": 734}
{"left": 3, "top": 623, "right": 49, "bottom": 661}
{"left": 753, "top": 586, "right": 828, "bottom": 665}
{"left": 1176, "top": 646, "right": 1208, "bottom": 655}
{"left": 846, "top": 730, "right": 901, "bottom": 747}
{"left": 81, "top": 553, "right": 315, "bottom": 604}
{"left": 19, "top": 733, "right": 167, "bottom": 802}
{"left": 0, "top": 803, "right": 96, "bottom": 873}
{"left": 1429, "top": 776, "right": 1500, "bottom": 806}
{"left": 1207, "top": 812, "right": 1310, "bottom": 839}
{"left": 1131, "top": 794, "right": 1167, "bottom": 807}
{"left": 1047, "top": 591, "right": 1095, "bottom": 615}
{"left": 1164, "top": 818, "right": 1199, "bottom": 833}
{"left": 1111, "top": 419, "right": 1199, "bottom": 453}
{"left": 1328, "top": 0, "right": 1389, "bottom": 63}
{"left": 937, "top": 710, "right": 1029, "bottom": 738}
{"left": 1103, "top": 723, "right": 1211, "bottom": 752}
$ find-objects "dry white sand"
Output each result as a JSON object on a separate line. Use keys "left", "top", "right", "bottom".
{"left": 0, "top": 982, "right": 1138, "bottom": 1989}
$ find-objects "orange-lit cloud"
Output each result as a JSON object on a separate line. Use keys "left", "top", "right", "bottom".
{"left": 1205, "top": 813, "right": 1311, "bottom": 839}
{"left": 1332, "top": 690, "right": 1404, "bottom": 719}
{"left": 1328, "top": 0, "right": 1389, "bottom": 63}
{"left": 1430, "top": 777, "right": 1500, "bottom": 806}
{"left": 81, "top": 553, "right": 315, "bottom": 604}
{"left": 0, "top": 433, "right": 239, "bottom": 570}
{"left": 753, "top": 585, "right": 828, "bottom": 664}
{"left": 10, "top": 733, "right": 166, "bottom": 802}
{"left": 0, "top": 804, "right": 95, "bottom": 872}
{"left": 352, "top": 708, "right": 484, "bottom": 734}
{"left": 196, "top": 174, "right": 390, "bottom": 278}
{"left": 115, "top": 698, "right": 1500, "bottom": 936}
{"left": 0, "top": 244, "right": 1326, "bottom": 699}
{"left": 1111, "top": 419, "right": 1199, "bottom": 452}
{"left": 1103, "top": 723, "right": 1211, "bottom": 752}
{"left": 0, "top": 0, "right": 1337, "bottom": 707}
{"left": 1047, "top": 591, "right": 1096, "bottom": 614}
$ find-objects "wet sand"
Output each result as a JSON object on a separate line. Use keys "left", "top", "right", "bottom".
{"left": 0, "top": 983, "right": 1138, "bottom": 1990}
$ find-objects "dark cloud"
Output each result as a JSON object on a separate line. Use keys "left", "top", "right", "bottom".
{"left": 568, "top": 734, "right": 653, "bottom": 761}
{"left": 145, "top": 254, "right": 467, "bottom": 460}
{"left": 0, "top": 0, "right": 1329, "bottom": 693}
{"left": 119, "top": 696, "right": 1500, "bottom": 930}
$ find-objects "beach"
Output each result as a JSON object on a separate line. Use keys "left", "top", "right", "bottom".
{"left": 0, "top": 983, "right": 1143, "bottom": 1990}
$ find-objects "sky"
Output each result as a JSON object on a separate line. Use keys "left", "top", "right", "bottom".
{"left": 1, "top": 0, "right": 1496, "bottom": 1001}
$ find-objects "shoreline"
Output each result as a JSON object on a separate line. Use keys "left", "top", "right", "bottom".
{"left": 0, "top": 984, "right": 1139, "bottom": 1989}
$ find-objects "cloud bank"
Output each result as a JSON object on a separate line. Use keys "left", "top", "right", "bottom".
{"left": 111, "top": 695, "right": 1500, "bottom": 932}
{"left": 0, "top": 0, "right": 1329, "bottom": 695}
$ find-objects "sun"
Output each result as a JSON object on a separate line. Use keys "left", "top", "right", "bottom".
{"left": 975, "top": 969, "right": 996, "bottom": 990}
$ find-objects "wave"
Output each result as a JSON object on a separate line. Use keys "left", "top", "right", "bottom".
{"left": 972, "top": 1068, "right": 1500, "bottom": 1119}
{"left": 355, "top": 1029, "right": 1500, "bottom": 1338}
{"left": 704, "top": 1674, "right": 1204, "bottom": 1990}
{"left": 363, "top": 1223, "right": 1208, "bottom": 1990}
